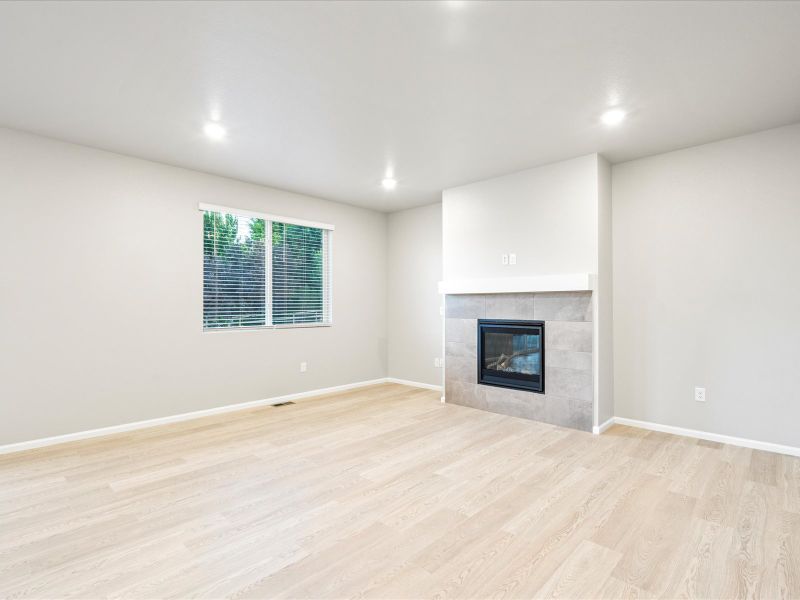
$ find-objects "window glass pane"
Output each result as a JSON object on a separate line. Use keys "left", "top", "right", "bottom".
{"left": 271, "top": 222, "right": 325, "bottom": 324}
{"left": 203, "top": 211, "right": 266, "bottom": 328}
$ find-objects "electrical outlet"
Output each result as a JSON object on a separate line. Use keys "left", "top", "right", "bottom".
{"left": 300, "top": 362, "right": 307, "bottom": 373}
{"left": 509, "top": 253, "right": 517, "bottom": 265}
{"left": 694, "top": 387, "right": 706, "bottom": 402}
{"left": 434, "top": 357, "right": 443, "bottom": 368}
{"left": 502, "top": 253, "right": 509, "bottom": 265}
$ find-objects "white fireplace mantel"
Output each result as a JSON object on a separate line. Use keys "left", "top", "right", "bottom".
{"left": 438, "top": 273, "right": 595, "bottom": 295}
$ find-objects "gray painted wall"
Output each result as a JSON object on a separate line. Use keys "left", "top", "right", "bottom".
{"left": 442, "top": 154, "right": 599, "bottom": 280}
{"left": 7, "top": 119, "right": 798, "bottom": 449}
{"left": 612, "top": 123, "right": 800, "bottom": 447}
{"left": 0, "top": 128, "right": 388, "bottom": 445}
{"left": 596, "top": 155, "right": 614, "bottom": 426}
{"left": 387, "top": 203, "right": 443, "bottom": 387}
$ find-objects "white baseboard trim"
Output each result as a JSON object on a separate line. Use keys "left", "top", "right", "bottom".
{"left": 592, "top": 417, "right": 615, "bottom": 435}
{"left": 0, "top": 378, "right": 390, "bottom": 456}
{"left": 15, "top": 381, "right": 793, "bottom": 459}
{"left": 384, "top": 377, "right": 443, "bottom": 392}
{"left": 611, "top": 417, "right": 800, "bottom": 458}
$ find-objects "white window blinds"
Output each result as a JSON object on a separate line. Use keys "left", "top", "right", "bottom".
{"left": 202, "top": 205, "right": 333, "bottom": 330}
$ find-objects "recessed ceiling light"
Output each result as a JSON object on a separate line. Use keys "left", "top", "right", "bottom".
{"left": 601, "top": 108, "right": 626, "bottom": 126}
{"left": 381, "top": 177, "right": 398, "bottom": 190}
{"left": 203, "top": 122, "right": 227, "bottom": 140}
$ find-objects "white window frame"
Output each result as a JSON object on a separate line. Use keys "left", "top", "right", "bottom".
{"left": 200, "top": 203, "right": 334, "bottom": 331}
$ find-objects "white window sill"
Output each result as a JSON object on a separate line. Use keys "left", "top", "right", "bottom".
{"left": 203, "top": 322, "right": 333, "bottom": 333}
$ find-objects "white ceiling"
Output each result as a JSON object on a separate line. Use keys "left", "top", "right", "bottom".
{"left": 2, "top": 1, "right": 800, "bottom": 212}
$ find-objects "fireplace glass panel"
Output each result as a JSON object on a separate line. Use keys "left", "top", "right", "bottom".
{"left": 483, "top": 332, "right": 541, "bottom": 376}
{"left": 478, "top": 320, "right": 544, "bottom": 393}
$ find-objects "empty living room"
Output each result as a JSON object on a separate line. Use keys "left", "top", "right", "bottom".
{"left": 2, "top": 1, "right": 800, "bottom": 598}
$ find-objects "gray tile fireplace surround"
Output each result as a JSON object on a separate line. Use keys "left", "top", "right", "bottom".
{"left": 445, "top": 291, "right": 592, "bottom": 431}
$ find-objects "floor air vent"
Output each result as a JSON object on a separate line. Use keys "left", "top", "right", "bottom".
{"left": 271, "top": 401, "right": 295, "bottom": 407}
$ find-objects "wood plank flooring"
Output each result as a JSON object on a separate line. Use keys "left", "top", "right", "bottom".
{"left": 1, "top": 383, "right": 798, "bottom": 599}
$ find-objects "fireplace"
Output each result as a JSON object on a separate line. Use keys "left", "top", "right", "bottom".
{"left": 477, "top": 319, "right": 545, "bottom": 393}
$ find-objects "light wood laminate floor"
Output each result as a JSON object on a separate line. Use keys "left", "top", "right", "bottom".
{"left": 1, "top": 383, "right": 799, "bottom": 599}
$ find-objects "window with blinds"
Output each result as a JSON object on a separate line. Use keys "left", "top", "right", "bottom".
{"left": 202, "top": 205, "right": 332, "bottom": 330}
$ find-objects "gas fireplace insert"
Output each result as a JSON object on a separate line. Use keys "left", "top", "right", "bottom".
{"left": 477, "top": 319, "right": 545, "bottom": 393}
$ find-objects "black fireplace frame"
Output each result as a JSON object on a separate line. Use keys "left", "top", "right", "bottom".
{"left": 477, "top": 319, "right": 545, "bottom": 394}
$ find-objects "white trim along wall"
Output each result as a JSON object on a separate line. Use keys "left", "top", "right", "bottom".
{"left": 0, "top": 378, "right": 442, "bottom": 456}
{"left": 6, "top": 379, "right": 798, "bottom": 458}
{"left": 593, "top": 417, "right": 800, "bottom": 458}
